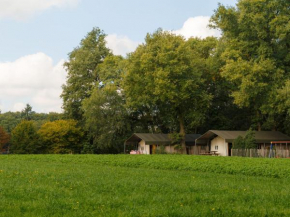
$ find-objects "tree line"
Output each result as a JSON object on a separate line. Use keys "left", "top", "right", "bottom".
{"left": 0, "top": 104, "right": 84, "bottom": 154}
{"left": 1, "top": 0, "right": 290, "bottom": 153}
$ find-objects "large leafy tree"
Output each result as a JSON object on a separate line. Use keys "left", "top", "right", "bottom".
{"left": 82, "top": 55, "right": 131, "bottom": 153}
{"left": 10, "top": 120, "right": 40, "bottom": 154}
{"left": 197, "top": 37, "right": 252, "bottom": 132}
{"left": 82, "top": 84, "right": 130, "bottom": 153}
{"left": 124, "top": 30, "right": 212, "bottom": 150}
{"left": 38, "top": 120, "right": 84, "bottom": 154}
{"left": 210, "top": 0, "right": 290, "bottom": 131}
{"left": 61, "top": 27, "right": 111, "bottom": 121}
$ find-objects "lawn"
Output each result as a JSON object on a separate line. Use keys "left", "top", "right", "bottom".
{"left": 0, "top": 155, "right": 290, "bottom": 216}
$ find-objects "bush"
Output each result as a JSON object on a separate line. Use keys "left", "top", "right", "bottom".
{"left": 10, "top": 120, "right": 40, "bottom": 154}
{"left": 38, "top": 120, "right": 84, "bottom": 154}
{"left": 155, "top": 146, "right": 167, "bottom": 154}
{"left": 233, "top": 135, "right": 245, "bottom": 149}
{"left": 233, "top": 129, "right": 256, "bottom": 149}
{"left": 244, "top": 129, "right": 256, "bottom": 149}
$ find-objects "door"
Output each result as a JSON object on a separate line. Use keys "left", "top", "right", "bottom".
{"left": 228, "top": 143, "right": 233, "bottom": 156}
{"left": 150, "top": 145, "right": 157, "bottom": 154}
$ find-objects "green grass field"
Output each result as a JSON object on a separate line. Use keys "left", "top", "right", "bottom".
{"left": 0, "top": 155, "right": 290, "bottom": 216}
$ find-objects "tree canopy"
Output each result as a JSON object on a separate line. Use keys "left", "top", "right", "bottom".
{"left": 10, "top": 120, "right": 40, "bottom": 154}
{"left": 210, "top": 0, "right": 290, "bottom": 130}
{"left": 124, "top": 30, "right": 212, "bottom": 149}
{"left": 61, "top": 27, "right": 111, "bottom": 121}
{"left": 38, "top": 120, "right": 84, "bottom": 154}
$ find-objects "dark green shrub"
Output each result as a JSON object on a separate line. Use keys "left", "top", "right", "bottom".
{"left": 233, "top": 135, "right": 245, "bottom": 149}
{"left": 244, "top": 128, "right": 256, "bottom": 149}
{"left": 233, "top": 129, "right": 256, "bottom": 149}
{"left": 155, "top": 146, "right": 167, "bottom": 154}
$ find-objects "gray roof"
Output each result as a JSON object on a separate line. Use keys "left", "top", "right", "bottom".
{"left": 125, "top": 133, "right": 201, "bottom": 145}
{"left": 196, "top": 130, "right": 290, "bottom": 144}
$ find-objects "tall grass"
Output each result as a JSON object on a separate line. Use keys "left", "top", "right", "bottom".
{"left": 0, "top": 155, "right": 289, "bottom": 216}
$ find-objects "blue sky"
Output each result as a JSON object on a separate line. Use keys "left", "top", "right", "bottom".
{"left": 0, "top": 0, "right": 237, "bottom": 113}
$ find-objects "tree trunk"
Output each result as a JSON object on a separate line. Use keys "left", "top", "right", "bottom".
{"left": 178, "top": 113, "right": 187, "bottom": 154}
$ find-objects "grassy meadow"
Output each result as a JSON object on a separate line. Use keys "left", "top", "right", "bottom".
{"left": 0, "top": 155, "right": 290, "bottom": 216}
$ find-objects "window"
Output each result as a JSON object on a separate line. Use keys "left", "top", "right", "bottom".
{"left": 215, "top": 146, "right": 218, "bottom": 150}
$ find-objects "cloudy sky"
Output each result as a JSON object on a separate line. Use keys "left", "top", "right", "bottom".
{"left": 0, "top": 0, "right": 236, "bottom": 113}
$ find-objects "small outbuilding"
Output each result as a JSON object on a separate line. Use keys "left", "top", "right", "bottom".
{"left": 124, "top": 133, "right": 201, "bottom": 154}
{"left": 195, "top": 130, "right": 290, "bottom": 156}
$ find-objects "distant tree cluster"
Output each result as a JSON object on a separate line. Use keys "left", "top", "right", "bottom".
{"left": 0, "top": 105, "right": 82, "bottom": 154}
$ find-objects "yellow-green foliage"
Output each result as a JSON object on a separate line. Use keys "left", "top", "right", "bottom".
{"left": 38, "top": 120, "right": 83, "bottom": 154}
{"left": 10, "top": 120, "right": 40, "bottom": 154}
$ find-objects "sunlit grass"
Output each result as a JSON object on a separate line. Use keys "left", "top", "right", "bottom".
{"left": 0, "top": 155, "right": 290, "bottom": 216}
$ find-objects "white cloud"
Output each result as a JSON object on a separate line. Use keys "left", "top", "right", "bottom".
{"left": 173, "top": 16, "right": 221, "bottom": 39}
{"left": 12, "top": 103, "right": 26, "bottom": 112}
{"left": 105, "top": 17, "right": 220, "bottom": 57}
{"left": 106, "top": 34, "right": 140, "bottom": 57}
{"left": 0, "top": 0, "right": 80, "bottom": 20}
{"left": 0, "top": 53, "right": 67, "bottom": 113}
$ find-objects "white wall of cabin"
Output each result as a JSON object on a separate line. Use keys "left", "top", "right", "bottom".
{"left": 138, "top": 140, "right": 150, "bottom": 154}
{"left": 211, "top": 136, "right": 228, "bottom": 156}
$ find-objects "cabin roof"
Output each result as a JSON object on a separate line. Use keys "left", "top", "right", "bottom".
{"left": 125, "top": 133, "right": 201, "bottom": 145}
{"left": 196, "top": 130, "right": 290, "bottom": 144}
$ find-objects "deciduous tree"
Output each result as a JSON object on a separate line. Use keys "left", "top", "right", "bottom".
{"left": 210, "top": 0, "right": 290, "bottom": 131}
{"left": 82, "top": 55, "right": 130, "bottom": 153}
{"left": 124, "top": 30, "right": 212, "bottom": 151}
{"left": 38, "top": 120, "right": 84, "bottom": 154}
{"left": 61, "top": 27, "right": 111, "bottom": 121}
{"left": 10, "top": 120, "right": 40, "bottom": 154}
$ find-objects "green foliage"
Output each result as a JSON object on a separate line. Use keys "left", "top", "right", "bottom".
{"left": 82, "top": 84, "right": 130, "bottom": 153}
{"left": 82, "top": 54, "right": 131, "bottom": 153}
{"left": 98, "top": 55, "right": 125, "bottom": 87}
{"left": 61, "top": 27, "right": 111, "bottom": 121}
{"left": 38, "top": 120, "right": 84, "bottom": 154}
{"left": 81, "top": 141, "right": 94, "bottom": 154}
{"left": 233, "top": 129, "right": 256, "bottom": 149}
{"left": 21, "top": 104, "right": 34, "bottom": 120}
{"left": 155, "top": 145, "right": 167, "bottom": 154}
{"left": 173, "top": 144, "right": 183, "bottom": 152}
{"left": 2, "top": 155, "right": 290, "bottom": 216}
{"left": 233, "top": 135, "right": 245, "bottom": 149}
{"left": 0, "top": 111, "right": 22, "bottom": 133}
{"left": 169, "top": 132, "right": 182, "bottom": 145}
{"left": 210, "top": 0, "right": 290, "bottom": 130}
{"left": 10, "top": 120, "right": 40, "bottom": 154}
{"left": 124, "top": 30, "right": 212, "bottom": 144}
{"left": 0, "top": 111, "right": 63, "bottom": 133}
{"left": 244, "top": 128, "right": 256, "bottom": 149}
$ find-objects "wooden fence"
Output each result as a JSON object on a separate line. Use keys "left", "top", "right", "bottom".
{"left": 232, "top": 149, "right": 290, "bottom": 158}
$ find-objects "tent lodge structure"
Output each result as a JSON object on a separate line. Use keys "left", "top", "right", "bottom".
{"left": 124, "top": 133, "right": 201, "bottom": 154}
{"left": 195, "top": 130, "right": 290, "bottom": 157}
